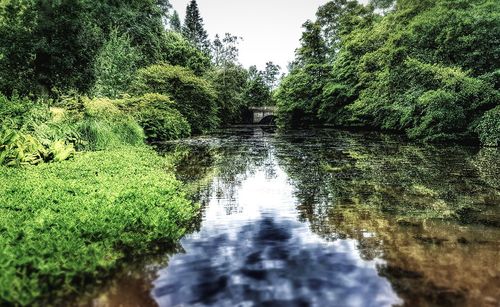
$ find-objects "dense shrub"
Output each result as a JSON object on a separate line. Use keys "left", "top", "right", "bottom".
{"left": 118, "top": 94, "right": 191, "bottom": 142}
{"left": 475, "top": 106, "right": 500, "bottom": 147}
{"left": 276, "top": 0, "right": 500, "bottom": 146}
{"left": 132, "top": 64, "right": 218, "bottom": 133}
{"left": 162, "top": 31, "right": 212, "bottom": 76}
{"left": 76, "top": 98, "right": 144, "bottom": 151}
{"left": 0, "top": 147, "right": 196, "bottom": 305}
{"left": 0, "top": 95, "right": 44, "bottom": 130}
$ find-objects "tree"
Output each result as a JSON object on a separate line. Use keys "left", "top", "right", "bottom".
{"left": 170, "top": 10, "right": 181, "bottom": 32}
{"left": 132, "top": 64, "right": 218, "bottom": 133}
{"left": 276, "top": 0, "right": 500, "bottom": 145}
{"left": 370, "top": 0, "right": 394, "bottom": 12}
{"left": 162, "top": 31, "right": 211, "bottom": 75}
{"left": 212, "top": 33, "right": 241, "bottom": 68}
{"left": 157, "top": 0, "right": 171, "bottom": 26}
{"left": 0, "top": 0, "right": 101, "bottom": 95}
{"left": 316, "top": 0, "right": 374, "bottom": 57}
{"left": 183, "top": 0, "right": 210, "bottom": 54}
{"left": 296, "top": 20, "right": 327, "bottom": 66}
{"left": 262, "top": 62, "right": 281, "bottom": 89}
{"left": 0, "top": 0, "right": 169, "bottom": 96}
{"left": 207, "top": 64, "right": 249, "bottom": 124}
{"left": 93, "top": 29, "right": 140, "bottom": 98}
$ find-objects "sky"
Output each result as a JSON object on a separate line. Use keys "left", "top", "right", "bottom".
{"left": 169, "top": 0, "right": 332, "bottom": 71}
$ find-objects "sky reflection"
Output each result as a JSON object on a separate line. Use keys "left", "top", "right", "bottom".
{"left": 152, "top": 146, "right": 402, "bottom": 307}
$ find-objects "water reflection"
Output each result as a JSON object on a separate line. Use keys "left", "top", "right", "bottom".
{"left": 153, "top": 135, "right": 401, "bottom": 306}
{"left": 76, "top": 127, "right": 499, "bottom": 307}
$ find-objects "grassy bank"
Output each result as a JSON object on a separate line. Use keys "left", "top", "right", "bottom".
{"left": 0, "top": 146, "right": 197, "bottom": 305}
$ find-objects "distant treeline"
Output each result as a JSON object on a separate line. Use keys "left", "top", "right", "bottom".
{"left": 0, "top": 0, "right": 282, "bottom": 133}
{"left": 275, "top": 0, "right": 499, "bottom": 146}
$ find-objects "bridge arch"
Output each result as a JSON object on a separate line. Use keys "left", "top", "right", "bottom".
{"left": 258, "top": 115, "right": 277, "bottom": 125}
{"left": 248, "top": 106, "right": 277, "bottom": 125}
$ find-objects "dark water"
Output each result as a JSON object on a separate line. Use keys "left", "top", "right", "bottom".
{"left": 77, "top": 127, "right": 500, "bottom": 307}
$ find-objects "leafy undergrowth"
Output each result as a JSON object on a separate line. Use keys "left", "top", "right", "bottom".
{"left": 0, "top": 146, "right": 197, "bottom": 306}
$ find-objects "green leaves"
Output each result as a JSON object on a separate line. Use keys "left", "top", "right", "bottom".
{"left": 0, "top": 147, "right": 196, "bottom": 305}
{"left": 132, "top": 64, "right": 218, "bottom": 134}
{"left": 0, "top": 127, "right": 76, "bottom": 167}
{"left": 119, "top": 94, "right": 191, "bottom": 142}
{"left": 277, "top": 0, "right": 500, "bottom": 146}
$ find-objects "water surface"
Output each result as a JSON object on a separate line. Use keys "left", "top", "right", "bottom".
{"left": 77, "top": 127, "right": 500, "bottom": 307}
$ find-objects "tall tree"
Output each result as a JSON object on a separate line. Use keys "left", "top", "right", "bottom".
{"left": 211, "top": 33, "right": 240, "bottom": 68}
{"left": 182, "top": 0, "right": 210, "bottom": 54}
{"left": 157, "top": 0, "right": 171, "bottom": 26}
{"left": 316, "top": 0, "right": 374, "bottom": 57}
{"left": 296, "top": 20, "right": 327, "bottom": 66}
{"left": 263, "top": 62, "right": 281, "bottom": 89}
{"left": 170, "top": 10, "right": 181, "bottom": 32}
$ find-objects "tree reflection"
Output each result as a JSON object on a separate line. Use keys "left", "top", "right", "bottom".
{"left": 273, "top": 129, "right": 500, "bottom": 306}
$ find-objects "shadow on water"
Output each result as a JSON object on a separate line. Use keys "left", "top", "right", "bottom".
{"left": 73, "top": 127, "right": 499, "bottom": 307}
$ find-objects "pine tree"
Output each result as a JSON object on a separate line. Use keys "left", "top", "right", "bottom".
{"left": 182, "top": 0, "right": 210, "bottom": 53}
{"left": 170, "top": 10, "right": 181, "bottom": 32}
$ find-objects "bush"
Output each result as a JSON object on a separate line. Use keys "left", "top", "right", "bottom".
{"left": 476, "top": 106, "right": 500, "bottom": 147}
{"left": 76, "top": 98, "right": 144, "bottom": 151}
{"left": 118, "top": 94, "right": 191, "bottom": 142}
{"left": 0, "top": 127, "right": 75, "bottom": 167}
{"left": 0, "top": 147, "right": 196, "bottom": 305}
{"left": 406, "top": 90, "right": 466, "bottom": 142}
{"left": 131, "top": 64, "right": 218, "bottom": 134}
{"left": 162, "top": 31, "right": 212, "bottom": 76}
{"left": 0, "top": 95, "right": 45, "bottom": 130}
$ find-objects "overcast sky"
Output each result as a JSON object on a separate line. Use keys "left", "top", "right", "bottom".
{"left": 170, "top": 0, "right": 333, "bottom": 71}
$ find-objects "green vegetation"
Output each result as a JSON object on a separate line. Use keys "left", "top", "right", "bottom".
{"left": 0, "top": 0, "right": 281, "bottom": 303}
{"left": 276, "top": 0, "right": 500, "bottom": 146}
{"left": 0, "top": 147, "right": 196, "bottom": 305}
{"left": 132, "top": 64, "right": 218, "bottom": 133}
{"left": 118, "top": 94, "right": 191, "bottom": 142}
{"left": 1, "top": 0, "right": 497, "bottom": 303}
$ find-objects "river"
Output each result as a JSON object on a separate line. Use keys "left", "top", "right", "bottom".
{"left": 77, "top": 127, "right": 500, "bottom": 307}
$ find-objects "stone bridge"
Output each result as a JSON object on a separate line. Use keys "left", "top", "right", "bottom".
{"left": 248, "top": 106, "right": 277, "bottom": 125}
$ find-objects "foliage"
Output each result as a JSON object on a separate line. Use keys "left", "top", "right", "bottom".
{"left": 295, "top": 20, "right": 327, "bottom": 66}
{"left": 0, "top": 147, "right": 196, "bottom": 305}
{"left": 118, "top": 94, "right": 191, "bottom": 142}
{"left": 92, "top": 29, "right": 140, "bottom": 98}
{"left": 212, "top": 33, "right": 241, "bottom": 68}
{"left": 0, "top": 0, "right": 100, "bottom": 95}
{"left": 170, "top": 10, "right": 182, "bottom": 32}
{"left": 132, "top": 64, "right": 218, "bottom": 133}
{"left": 262, "top": 62, "right": 282, "bottom": 90}
{"left": 475, "top": 106, "right": 500, "bottom": 147}
{"left": 0, "top": 0, "right": 170, "bottom": 96}
{"left": 207, "top": 64, "right": 249, "bottom": 125}
{"left": 242, "top": 65, "right": 276, "bottom": 107}
{"left": 277, "top": 0, "right": 500, "bottom": 146}
{"left": 162, "top": 31, "right": 211, "bottom": 75}
{"left": 0, "top": 127, "right": 75, "bottom": 166}
{"left": 182, "top": 0, "right": 210, "bottom": 54}
{"left": 76, "top": 98, "right": 144, "bottom": 151}
{"left": 275, "top": 65, "right": 332, "bottom": 127}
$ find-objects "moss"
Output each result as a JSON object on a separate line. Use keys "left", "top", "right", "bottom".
{"left": 0, "top": 146, "right": 197, "bottom": 305}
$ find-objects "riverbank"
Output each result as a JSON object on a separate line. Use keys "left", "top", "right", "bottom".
{"left": 0, "top": 146, "right": 197, "bottom": 305}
